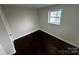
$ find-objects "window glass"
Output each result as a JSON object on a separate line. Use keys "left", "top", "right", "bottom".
{"left": 56, "top": 11, "right": 62, "bottom": 17}
{"left": 50, "top": 18, "right": 56, "bottom": 22}
{"left": 48, "top": 9, "right": 62, "bottom": 25}
{"left": 50, "top": 11, "right": 57, "bottom": 17}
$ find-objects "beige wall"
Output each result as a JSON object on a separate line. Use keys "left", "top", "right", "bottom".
{"left": 39, "top": 5, "right": 79, "bottom": 47}
{"left": 3, "top": 6, "right": 39, "bottom": 40}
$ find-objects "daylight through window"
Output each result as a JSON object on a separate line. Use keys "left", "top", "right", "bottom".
{"left": 48, "top": 9, "right": 62, "bottom": 25}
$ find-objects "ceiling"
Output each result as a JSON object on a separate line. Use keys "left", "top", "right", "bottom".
{"left": 3, "top": 4, "right": 53, "bottom": 8}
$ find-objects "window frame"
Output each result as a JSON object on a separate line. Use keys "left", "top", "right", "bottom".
{"left": 48, "top": 9, "right": 62, "bottom": 25}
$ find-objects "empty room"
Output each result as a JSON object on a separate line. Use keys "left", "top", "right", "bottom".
{"left": 0, "top": 4, "right": 79, "bottom": 55}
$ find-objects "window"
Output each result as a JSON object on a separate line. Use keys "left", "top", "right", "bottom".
{"left": 48, "top": 9, "right": 62, "bottom": 25}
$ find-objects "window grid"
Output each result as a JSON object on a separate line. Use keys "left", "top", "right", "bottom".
{"left": 49, "top": 9, "right": 62, "bottom": 25}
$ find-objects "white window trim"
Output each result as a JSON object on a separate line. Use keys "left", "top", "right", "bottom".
{"left": 48, "top": 9, "right": 63, "bottom": 25}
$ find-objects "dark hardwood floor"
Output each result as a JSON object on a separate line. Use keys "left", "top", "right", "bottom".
{"left": 14, "top": 30, "right": 79, "bottom": 55}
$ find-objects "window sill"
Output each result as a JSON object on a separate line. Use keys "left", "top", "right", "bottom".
{"left": 48, "top": 22, "right": 60, "bottom": 25}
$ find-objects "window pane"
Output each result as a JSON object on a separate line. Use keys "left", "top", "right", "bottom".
{"left": 50, "top": 18, "right": 56, "bottom": 22}
{"left": 50, "top": 17, "right": 60, "bottom": 25}
{"left": 55, "top": 18, "right": 60, "bottom": 21}
{"left": 56, "top": 10, "right": 62, "bottom": 17}
{"left": 55, "top": 18, "right": 60, "bottom": 24}
{"left": 50, "top": 11, "right": 57, "bottom": 17}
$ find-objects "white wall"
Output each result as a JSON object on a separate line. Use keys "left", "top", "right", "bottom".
{"left": 39, "top": 5, "right": 79, "bottom": 47}
{"left": 2, "top": 5, "right": 79, "bottom": 51}
{"left": 0, "top": 6, "right": 15, "bottom": 54}
{"left": 2, "top": 6, "right": 39, "bottom": 40}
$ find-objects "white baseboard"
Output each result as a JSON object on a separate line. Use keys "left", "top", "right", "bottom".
{"left": 8, "top": 49, "right": 16, "bottom": 55}
{"left": 13, "top": 29, "right": 40, "bottom": 41}
{"left": 13, "top": 29, "right": 40, "bottom": 55}
{"left": 13, "top": 29, "right": 79, "bottom": 55}
{"left": 41, "top": 30, "right": 79, "bottom": 48}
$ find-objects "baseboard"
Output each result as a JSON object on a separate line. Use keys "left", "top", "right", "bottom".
{"left": 14, "top": 29, "right": 79, "bottom": 48}
{"left": 13, "top": 29, "right": 40, "bottom": 41}
{"left": 13, "top": 29, "right": 40, "bottom": 54}
{"left": 40, "top": 30, "right": 79, "bottom": 48}
{"left": 8, "top": 49, "right": 16, "bottom": 55}
{"left": 14, "top": 30, "right": 79, "bottom": 55}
